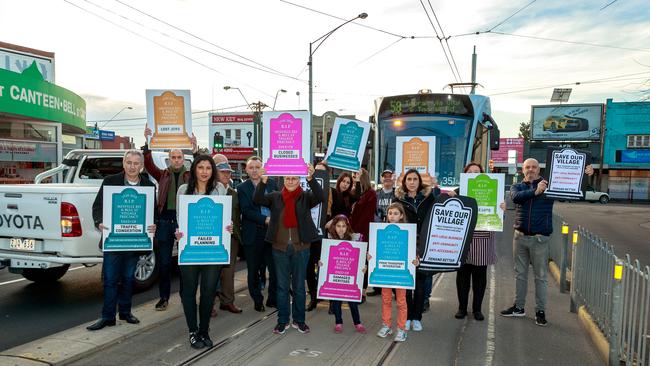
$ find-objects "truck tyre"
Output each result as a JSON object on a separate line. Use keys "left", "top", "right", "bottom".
{"left": 22, "top": 265, "right": 70, "bottom": 283}
{"left": 133, "top": 252, "right": 158, "bottom": 291}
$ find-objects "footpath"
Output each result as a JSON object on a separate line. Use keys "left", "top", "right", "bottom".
{"left": 0, "top": 213, "right": 603, "bottom": 366}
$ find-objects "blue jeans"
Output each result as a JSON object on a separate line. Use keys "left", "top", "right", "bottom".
{"left": 331, "top": 300, "right": 361, "bottom": 325}
{"left": 102, "top": 252, "right": 139, "bottom": 320}
{"left": 273, "top": 245, "right": 309, "bottom": 324}
{"left": 155, "top": 216, "right": 177, "bottom": 301}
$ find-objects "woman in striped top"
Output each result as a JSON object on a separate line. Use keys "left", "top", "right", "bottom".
{"left": 455, "top": 162, "right": 505, "bottom": 321}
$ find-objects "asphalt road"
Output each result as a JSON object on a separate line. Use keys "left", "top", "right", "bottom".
{"left": 554, "top": 201, "right": 650, "bottom": 266}
{"left": 0, "top": 264, "right": 182, "bottom": 351}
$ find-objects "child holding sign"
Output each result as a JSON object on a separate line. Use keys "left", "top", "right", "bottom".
{"left": 320, "top": 214, "right": 367, "bottom": 334}
{"left": 372, "top": 203, "right": 419, "bottom": 343}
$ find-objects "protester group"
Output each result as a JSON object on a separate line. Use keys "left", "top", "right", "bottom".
{"left": 85, "top": 125, "right": 594, "bottom": 350}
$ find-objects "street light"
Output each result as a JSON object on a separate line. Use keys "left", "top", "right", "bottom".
{"left": 272, "top": 89, "right": 287, "bottom": 111}
{"left": 99, "top": 106, "right": 133, "bottom": 129}
{"left": 223, "top": 86, "right": 251, "bottom": 110}
{"left": 308, "top": 12, "right": 367, "bottom": 119}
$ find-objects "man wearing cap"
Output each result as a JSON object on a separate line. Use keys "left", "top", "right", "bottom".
{"left": 376, "top": 170, "right": 396, "bottom": 222}
{"left": 212, "top": 156, "right": 243, "bottom": 315}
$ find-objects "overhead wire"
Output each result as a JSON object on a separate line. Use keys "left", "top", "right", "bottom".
{"left": 418, "top": 0, "right": 461, "bottom": 83}
{"left": 64, "top": 0, "right": 276, "bottom": 99}
{"left": 353, "top": 38, "right": 405, "bottom": 67}
{"left": 113, "top": 0, "right": 297, "bottom": 80}
{"left": 427, "top": 0, "right": 464, "bottom": 84}
{"left": 488, "top": 0, "right": 537, "bottom": 32}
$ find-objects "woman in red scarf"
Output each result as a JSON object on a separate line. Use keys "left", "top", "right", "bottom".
{"left": 253, "top": 164, "right": 324, "bottom": 335}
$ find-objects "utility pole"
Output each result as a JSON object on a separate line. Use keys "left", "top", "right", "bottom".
{"left": 471, "top": 46, "right": 477, "bottom": 95}
{"left": 250, "top": 101, "right": 268, "bottom": 155}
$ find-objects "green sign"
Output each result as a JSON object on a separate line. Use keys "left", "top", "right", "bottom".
{"left": 0, "top": 62, "right": 86, "bottom": 133}
{"left": 460, "top": 173, "right": 505, "bottom": 232}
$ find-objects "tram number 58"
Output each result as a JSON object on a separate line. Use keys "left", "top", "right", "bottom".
{"left": 289, "top": 349, "right": 322, "bottom": 358}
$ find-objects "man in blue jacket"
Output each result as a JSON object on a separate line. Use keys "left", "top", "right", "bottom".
{"left": 238, "top": 156, "right": 278, "bottom": 312}
{"left": 501, "top": 158, "right": 593, "bottom": 326}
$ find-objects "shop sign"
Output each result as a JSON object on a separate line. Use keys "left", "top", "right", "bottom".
{"left": 0, "top": 140, "right": 57, "bottom": 163}
{"left": 0, "top": 62, "right": 86, "bottom": 133}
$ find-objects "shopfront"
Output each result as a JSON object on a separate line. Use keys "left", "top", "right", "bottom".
{"left": 0, "top": 43, "right": 86, "bottom": 183}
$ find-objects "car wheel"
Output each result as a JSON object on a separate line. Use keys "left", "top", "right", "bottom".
{"left": 22, "top": 264, "right": 70, "bottom": 283}
{"left": 133, "top": 252, "right": 158, "bottom": 291}
{"left": 599, "top": 195, "right": 609, "bottom": 204}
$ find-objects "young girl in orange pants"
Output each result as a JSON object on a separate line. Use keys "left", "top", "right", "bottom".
{"left": 371, "top": 203, "right": 419, "bottom": 342}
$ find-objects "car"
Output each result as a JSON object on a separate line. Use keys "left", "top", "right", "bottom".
{"left": 542, "top": 115, "right": 589, "bottom": 133}
{"left": 585, "top": 186, "right": 609, "bottom": 204}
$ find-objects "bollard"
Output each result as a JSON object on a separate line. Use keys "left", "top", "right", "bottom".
{"left": 570, "top": 230, "right": 579, "bottom": 313}
{"left": 609, "top": 259, "right": 624, "bottom": 366}
{"left": 560, "top": 223, "right": 570, "bottom": 293}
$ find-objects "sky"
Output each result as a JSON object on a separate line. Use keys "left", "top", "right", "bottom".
{"left": 1, "top": 0, "right": 650, "bottom": 148}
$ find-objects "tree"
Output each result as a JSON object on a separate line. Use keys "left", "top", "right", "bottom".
{"left": 518, "top": 121, "right": 531, "bottom": 141}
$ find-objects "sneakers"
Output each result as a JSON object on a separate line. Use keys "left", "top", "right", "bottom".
{"left": 377, "top": 325, "right": 393, "bottom": 338}
{"left": 411, "top": 320, "right": 423, "bottom": 331}
{"left": 354, "top": 323, "right": 367, "bottom": 334}
{"left": 500, "top": 305, "right": 525, "bottom": 317}
{"left": 199, "top": 331, "right": 213, "bottom": 348}
{"left": 404, "top": 320, "right": 411, "bottom": 330}
{"left": 189, "top": 331, "right": 205, "bottom": 349}
{"left": 273, "top": 323, "right": 289, "bottom": 335}
{"left": 535, "top": 311, "right": 548, "bottom": 326}
{"left": 155, "top": 299, "right": 168, "bottom": 311}
{"left": 292, "top": 321, "right": 311, "bottom": 334}
{"left": 334, "top": 324, "right": 343, "bottom": 333}
{"left": 394, "top": 329, "right": 407, "bottom": 342}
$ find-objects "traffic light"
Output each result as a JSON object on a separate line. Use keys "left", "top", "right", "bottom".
{"left": 213, "top": 132, "right": 224, "bottom": 152}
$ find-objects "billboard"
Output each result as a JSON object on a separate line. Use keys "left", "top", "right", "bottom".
{"left": 531, "top": 104, "right": 603, "bottom": 141}
{"left": 209, "top": 113, "right": 255, "bottom": 157}
{"left": 491, "top": 138, "right": 524, "bottom": 164}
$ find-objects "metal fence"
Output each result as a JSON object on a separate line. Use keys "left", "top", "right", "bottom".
{"left": 553, "top": 213, "right": 650, "bottom": 366}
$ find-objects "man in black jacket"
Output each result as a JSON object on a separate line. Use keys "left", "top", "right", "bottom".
{"left": 87, "top": 150, "right": 157, "bottom": 331}
{"left": 501, "top": 158, "right": 592, "bottom": 326}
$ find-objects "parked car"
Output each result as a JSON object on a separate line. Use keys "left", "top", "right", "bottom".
{"left": 585, "top": 186, "right": 610, "bottom": 204}
{"left": 543, "top": 115, "right": 589, "bottom": 133}
{"left": 0, "top": 149, "right": 192, "bottom": 290}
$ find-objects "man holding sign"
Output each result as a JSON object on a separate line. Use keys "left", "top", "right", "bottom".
{"left": 87, "top": 150, "right": 157, "bottom": 331}
{"left": 501, "top": 158, "right": 593, "bottom": 327}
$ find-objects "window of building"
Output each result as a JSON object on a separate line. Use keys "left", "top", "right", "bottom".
{"left": 225, "top": 129, "right": 231, "bottom": 139}
{"left": 627, "top": 135, "right": 650, "bottom": 148}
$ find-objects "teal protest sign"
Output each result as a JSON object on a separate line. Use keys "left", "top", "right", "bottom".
{"left": 178, "top": 195, "right": 232, "bottom": 265}
{"left": 102, "top": 187, "right": 154, "bottom": 251}
{"left": 368, "top": 223, "right": 416, "bottom": 289}
{"left": 324, "top": 118, "right": 370, "bottom": 172}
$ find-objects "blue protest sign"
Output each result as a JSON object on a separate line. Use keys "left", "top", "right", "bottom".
{"left": 324, "top": 118, "right": 370, "bottom": 172}
{"left": 368, "top": 223, "right": 416, "bottom": 289}
{"left": 178, "top": 195, "right": 232, "bottom": 265}
{"left": 102, "top": 186, "right": 154, "bottom": 251}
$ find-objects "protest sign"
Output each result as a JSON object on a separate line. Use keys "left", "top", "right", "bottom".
{"left": 460, "top": 173, "right": 505, "bottom": 231}
{"left": 368, "top": 222, "right": 416, "bottom": 289}
{"left": 102, "top": 186, "right": 154, "bottom": 251}
{"left": 146, "top": 89, "right": 193, "bottom": 149}
{"left": 262, "top": 111, "right": 310, "bottom": 176}
{"left": 178, "top": 195, "right": 232, "bottom": 265}
{"left": 544, "top": 147, "right": 590, "bottom": 200}
{"left": 324, "top": 118, "right": 370, "bottom": 172}
{"left": 317, "top": 239, "right": 367, "bottom": 302}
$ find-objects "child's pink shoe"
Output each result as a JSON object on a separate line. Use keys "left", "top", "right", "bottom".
{"left": 354, "top": 323, "right": 367, "bottom": 334}
{"left": 334, "top": 324, "right": 343, "bottom": 333}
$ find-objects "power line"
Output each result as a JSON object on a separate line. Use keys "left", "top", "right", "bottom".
{"left": 84, "top": 0, "right": 303, "bottom": 82}
{"left": 488, "top": 72, "right": 650, "bottom": 96}
{"left": 418, "top": 0, "right": 460, "bottom": 83}
{"left": 427, "top": 0, "right": 463, "bottom": 83}
{"left": 86, "top": 104, "right": 249, "bottom": 124}
{"left": 491, "top": 31, "right": 650, "bottom": 53}
{"left": 64, "top": 0, "right": 276, "bottom": 99}
{"left": 353, "top": 38, "right": 404, "bottom": 67}
{"left": 600, "top": 0, "right": 619, "bottom": 10}
{"left": 113, "top": 0, "right": 298, "bottom": 80}
{"left": 489, "top": 0, "right": 537, "bottom": 32}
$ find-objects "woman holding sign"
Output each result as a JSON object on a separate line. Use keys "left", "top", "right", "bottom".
{"left": 329, "top": 172, "right": 359, "bottom": 219}
{"left": 254, "top": 164, "right": 324, "bottom": 335}
{"left": 454, "top": 163, "right": 504, "bottom": 321}
{"left": 174, "top": 155, "right": 229, "bottom": 349}
{"left": 394, "top": 168, "right": 436, "bottom": 332}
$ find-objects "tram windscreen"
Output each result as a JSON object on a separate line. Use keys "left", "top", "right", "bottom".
{"left": 377, "top": 116, "right": 472, "bottom": 187}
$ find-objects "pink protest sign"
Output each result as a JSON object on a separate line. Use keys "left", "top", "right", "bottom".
{"left": 262, "top": 111, "right": 310, "bottom": 176}
{"left": 317, "top": 239, "right": 367, "bottom": 302}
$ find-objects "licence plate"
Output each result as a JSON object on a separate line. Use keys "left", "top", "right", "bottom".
{"left": 10, "top": 238, "right": 35, "bottom": 251}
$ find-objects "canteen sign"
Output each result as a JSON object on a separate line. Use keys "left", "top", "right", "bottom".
{"left": 262, "top": 111, "right": 310, "bottom": 176}
{"left": 324, "top": 118, "right": 370, "bottom": 172}
{"left": 0, "top": 63, "right": 86, "bottom": 133}
{"left": 102, "top": 187, "right": 155, "bottom": 251}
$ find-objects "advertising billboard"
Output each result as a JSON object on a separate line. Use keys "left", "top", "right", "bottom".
{"left": 209, "top": 112, "right": 255, "bottom": 158}
{"left": 531, "top": 104, "right": 603, "bottom": 141}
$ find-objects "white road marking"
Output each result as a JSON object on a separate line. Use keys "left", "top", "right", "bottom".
{"left": 0, "top": 266, "right": 86, "bottom": 286}
{"left": 484, "top": 265, "right": 496, "bottom": 366}
{"left": 166, "top": 344, "right": 183, "bottom": 353}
